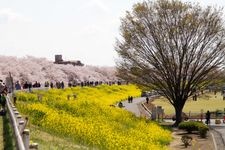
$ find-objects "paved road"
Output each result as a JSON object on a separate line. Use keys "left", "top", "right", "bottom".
{"left": 210, "top": 123, "right": 225, "bottom": 150}
{"left": 122, "top": 97, "right": 146, "bottom": 117}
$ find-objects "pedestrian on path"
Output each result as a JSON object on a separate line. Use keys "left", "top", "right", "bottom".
{"left": 146, "top": 97, "right": 149, "bottom": 104}
{"left": 130, "top": 96, "right": 133, "bottom": 103}
{"left": 206, "top": 110, "right": 211, "bottom": 125}
{"left": 128, "top": 96, "right": 131, "bottom": 103}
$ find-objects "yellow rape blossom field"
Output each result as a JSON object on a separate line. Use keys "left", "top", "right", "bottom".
{"left": 16, "top": 84, "right": 171, "bottom": 150}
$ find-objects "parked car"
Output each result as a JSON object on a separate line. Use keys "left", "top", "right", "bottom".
{"left": 172, "top": 112, "right": 189, "bottom": 121}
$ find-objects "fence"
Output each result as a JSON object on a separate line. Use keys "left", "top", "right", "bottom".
{"left": 141, "top": 95, "right": 164, "bottom": 121}
{"left": 6, "top": 94, "right": 38, "bottom": 150}
{"left": 164, "top": 111, "right": 225, "bottom": 120}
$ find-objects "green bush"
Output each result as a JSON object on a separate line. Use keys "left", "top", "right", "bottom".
{"left": 181, "top": 135, "right": 192, "bottom": 148}
{"left": 178, "top": 121, "right": 209, "bottom": 138}
{"left": 198, "top": 124, "right": 209, "bottom": 138}
{"left": 178, "top": 121, "right": 199, "bottom": 133}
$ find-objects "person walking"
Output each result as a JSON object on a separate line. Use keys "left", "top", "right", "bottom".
{"left": 146, "top": 96, "right": 149, "bottom": 104}
{"left": 50, "top": 82, "right": 54, "bottom": 88}
{"left": 128, "top": 96, "right": 131, "bottom": 103}
{"left": 206, "top": 110, "right": 211, "bottom": 125}
{"left": 130, "top": 96, "right": 133, "bottom": 103}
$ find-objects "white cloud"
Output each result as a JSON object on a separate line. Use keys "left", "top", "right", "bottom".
{"left": 0, "top": 8, "right": 31, "bottom": 24}
{"left": 91, "top": 0, "right": 110, "bottom": 13}
{"left": 78, "top": 0, "right": 110, "bottom": 13}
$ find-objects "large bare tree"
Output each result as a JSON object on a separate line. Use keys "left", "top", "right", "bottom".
{"left": 116, "top": 0, "right": 225, "bottom": 126}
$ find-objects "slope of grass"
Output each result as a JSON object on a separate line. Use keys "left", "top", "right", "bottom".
{"left": 29, "top": 125, "right": 87, "bottom": 150}
{"left": 16, "top": 84, "right": 172, "bottom": 150}
{"left": 0, "top": 112, "right": 16, "bottom": 150}
{"left": 3, "top": 114, "right": 16, "bottom": 150}
{"left": 0, "top": 116, "right": 3, "bottom": 150}
{"left": 153, "top": 92, "right": 225, "bottom": 114}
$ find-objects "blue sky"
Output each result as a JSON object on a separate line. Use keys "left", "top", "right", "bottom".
{"left": 0, "top": 0, "right": 224, "bottom": 66}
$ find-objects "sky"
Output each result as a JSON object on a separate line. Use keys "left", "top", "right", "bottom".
{"left": 0, "top": 0, "right": 224, "bottom": 66}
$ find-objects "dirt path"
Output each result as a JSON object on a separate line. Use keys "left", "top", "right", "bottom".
{"left": 169, "top": 128, "right": 215, "bottom": 150}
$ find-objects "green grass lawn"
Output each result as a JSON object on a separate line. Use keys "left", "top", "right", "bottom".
{"left": 0, "top": 113, "right": 16, "bottom": 150}
{"left": 29, "top": 125, "right": 87, "bottom": 150}
{"left": 152, "top": 92, "right": 225, "bottom": 115}
{"left": 0, "top": 117, "right": 3, "bottom": 150}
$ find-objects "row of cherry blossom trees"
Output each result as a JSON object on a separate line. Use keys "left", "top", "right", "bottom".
{"left": 0, "top": 55, "right": 117, "bottom": 85}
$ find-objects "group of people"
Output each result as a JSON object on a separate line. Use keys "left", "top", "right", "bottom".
{"left": 15, "top": 81, "right": 41, "bottom": 90}
{"left": 44, "top": 81, "right": 64, "bottom": 89}
{"left": 118, "top": 95, "right": 134, "bottom": 108}
{"left": 68, "top": 80, "right": 128, "bottom": 88}
{"left": 14, "top": 80, "right": 128, "bottom": 91}
{"left": 15, "top": 80, "right": 66, "bottom": 90}
{"left": 128, "top": 96, "right": 133, "bottom": 103}
{"left": 55, "top": 81, "right": 64, "bottom": 89}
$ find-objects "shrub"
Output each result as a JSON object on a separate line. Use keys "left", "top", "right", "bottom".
{"left": 198, "top": 124, "right": 209, "bottom": 138}
{"left": 178, "top": 121, "right": 209, "bottom": 138}
{"left": 178, "top": 121, "right": 199, "bottom": 133}
{"left": 215, "top": 119, "right": 221, "bottom": 124}
{"left": 181, "top": 135, "right": 192, "bottom": 148}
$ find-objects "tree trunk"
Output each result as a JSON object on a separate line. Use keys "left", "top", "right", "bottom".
{"left": 173, "top": 106, "right": 183, "bottom": 127}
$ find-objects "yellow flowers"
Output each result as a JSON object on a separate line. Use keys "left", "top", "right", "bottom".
{"left": 16, "top": 85, "right": 171, "bottom": 149}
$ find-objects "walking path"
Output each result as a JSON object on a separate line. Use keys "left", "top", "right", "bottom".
{"left": 122, "top": 97, "right": 149, "bottom": 117}
{"left": 210, "top": 123, "right": 225, "bottom": 150}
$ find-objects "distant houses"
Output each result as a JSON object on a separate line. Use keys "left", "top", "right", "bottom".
{"left": 54, "top": 54, "right": 84, "bottom": 66}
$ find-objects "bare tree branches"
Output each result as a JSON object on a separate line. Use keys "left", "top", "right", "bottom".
{"left": 116, "top": 0, "right": 225, "bottom": 125}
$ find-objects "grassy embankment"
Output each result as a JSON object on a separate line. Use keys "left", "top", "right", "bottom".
{"left": 15, "top": 84, "right": 172, "bottom": 150}
{"left": 0, "top": 117, "right": 3, "bottom": 150}
{"left": 0, "top": 113, "right": 16, "bottom": 150}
